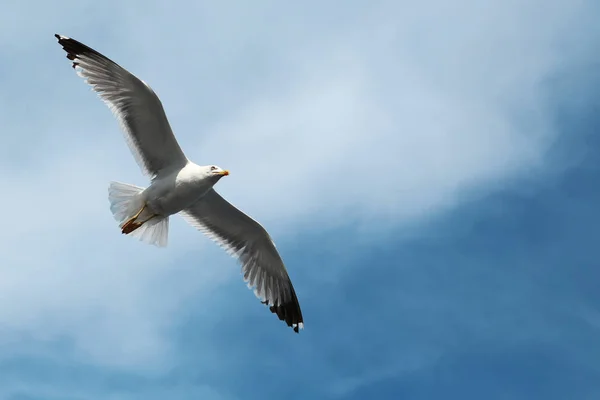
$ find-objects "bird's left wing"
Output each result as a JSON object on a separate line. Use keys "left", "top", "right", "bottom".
{"left": 55, "top": 34, "right": 188, "bottom": 179}
{"left": 180, "top": 189, "right": 304, "bottom": 333}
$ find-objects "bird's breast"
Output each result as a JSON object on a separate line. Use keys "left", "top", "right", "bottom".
{"left": 145, "top": 174, "right": 212, "bottom": 216}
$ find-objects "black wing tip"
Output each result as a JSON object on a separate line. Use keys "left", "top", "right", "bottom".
{"left": 54, "top": 34, "right": 72, "bottom": 48}
{"left": 54, "top": 33, "right": 105, "bottom": 68}
{"left": 262, "top": 286, "right": 304, "bottom": 334}
{"left": 54, "top": 34, "right": 81, "bottom": 68}
{"left": 54, "top": 33, "right": 81, "bottom": 53}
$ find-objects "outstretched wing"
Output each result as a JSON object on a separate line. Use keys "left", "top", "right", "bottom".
{"left": 180, "top": 189, "right": 304, "bottom": 333}
{"left": 55, "top": 34, "right": 188, "bottom": 179}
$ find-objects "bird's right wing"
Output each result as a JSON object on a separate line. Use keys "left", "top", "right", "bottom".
{"left": 55, "top": 34, "right": 188, "bottom": 179}
{"left": 180, "top": 189, "right": 304, "bottom": 333}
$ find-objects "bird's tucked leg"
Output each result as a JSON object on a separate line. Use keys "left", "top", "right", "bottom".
{"left": 121, "top": 205, "right": 158, "bottom": 234}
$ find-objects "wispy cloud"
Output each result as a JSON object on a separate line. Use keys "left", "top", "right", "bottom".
{"left": 110, "top": 0, "right": 586, "bottom": 228}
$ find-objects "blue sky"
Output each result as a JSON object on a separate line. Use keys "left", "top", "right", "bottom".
{"left": 0, "top": 0, "right": 599, "bottom": 399}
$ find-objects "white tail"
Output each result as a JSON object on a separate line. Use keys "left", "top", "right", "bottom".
{"left": 108, "top": 181, "right": 169, "bottom": 247}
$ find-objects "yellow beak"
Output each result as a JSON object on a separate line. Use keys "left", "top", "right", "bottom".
{"left": 220, "top": 170, "right": 230, "bottom": 176}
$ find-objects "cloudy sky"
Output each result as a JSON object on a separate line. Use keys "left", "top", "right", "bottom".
{"left": 1, "top": 0, "right": 599, "bottom": 399}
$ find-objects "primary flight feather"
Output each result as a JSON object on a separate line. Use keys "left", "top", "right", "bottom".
{"left": 54, "top": 34, "right": 304, "bottom": 333}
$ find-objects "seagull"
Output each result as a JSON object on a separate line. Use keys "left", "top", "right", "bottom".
{"left": 54, "top": 34, "right": 304, "bottom": 333}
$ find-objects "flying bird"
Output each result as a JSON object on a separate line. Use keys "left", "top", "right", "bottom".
{"left": 54, "top": 34, "right": 304, "bottom": 333}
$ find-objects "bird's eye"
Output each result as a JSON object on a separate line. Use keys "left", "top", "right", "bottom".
{"left": 210, "top": 166, "right": 216, "bottom": 171}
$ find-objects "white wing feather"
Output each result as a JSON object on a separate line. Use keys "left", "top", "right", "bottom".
{"left": 180, "top": 189, "right": 304, "bottom": 332}
{"left": 55, "top": 34, "right": 188, "bottom": 179}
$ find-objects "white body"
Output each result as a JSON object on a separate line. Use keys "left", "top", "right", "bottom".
{"left": 107, "top": 162, "right": 226, "bottom": 248}
{"left": 143, "top": 163, "right": 214, "bottom": 216}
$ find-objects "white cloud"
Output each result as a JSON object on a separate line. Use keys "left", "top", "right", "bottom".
{"left": 112, "top": 0, "right": 583, "bottom": 232}
{"left": 0, "top": 0, "right": 594, "bottom": 371}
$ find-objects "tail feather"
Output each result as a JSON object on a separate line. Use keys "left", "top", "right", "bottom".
{"left": 108, "top": 181, "right": 145, "bottom": 223}
{"left": 108, "top": 181, "right": 169, "bottom": 247}
{"left": 126, "top": 216, "right": 170, "bottom": 247}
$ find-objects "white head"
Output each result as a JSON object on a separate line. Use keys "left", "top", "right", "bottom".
{"left": 205, "top": 164, "right": 229, "bottom": 182}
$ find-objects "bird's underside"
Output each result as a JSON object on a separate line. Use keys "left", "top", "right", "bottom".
{"left": 55, "top": 33, "right": 304, "bottom": 333}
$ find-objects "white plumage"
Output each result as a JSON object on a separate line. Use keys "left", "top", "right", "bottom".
{"left": 55, "top": 34, "right": 303, "bottom": 333}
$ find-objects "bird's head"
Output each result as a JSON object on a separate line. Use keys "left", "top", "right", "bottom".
{"left": 205, "top": 165, "right": 229, "bottom": 182}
